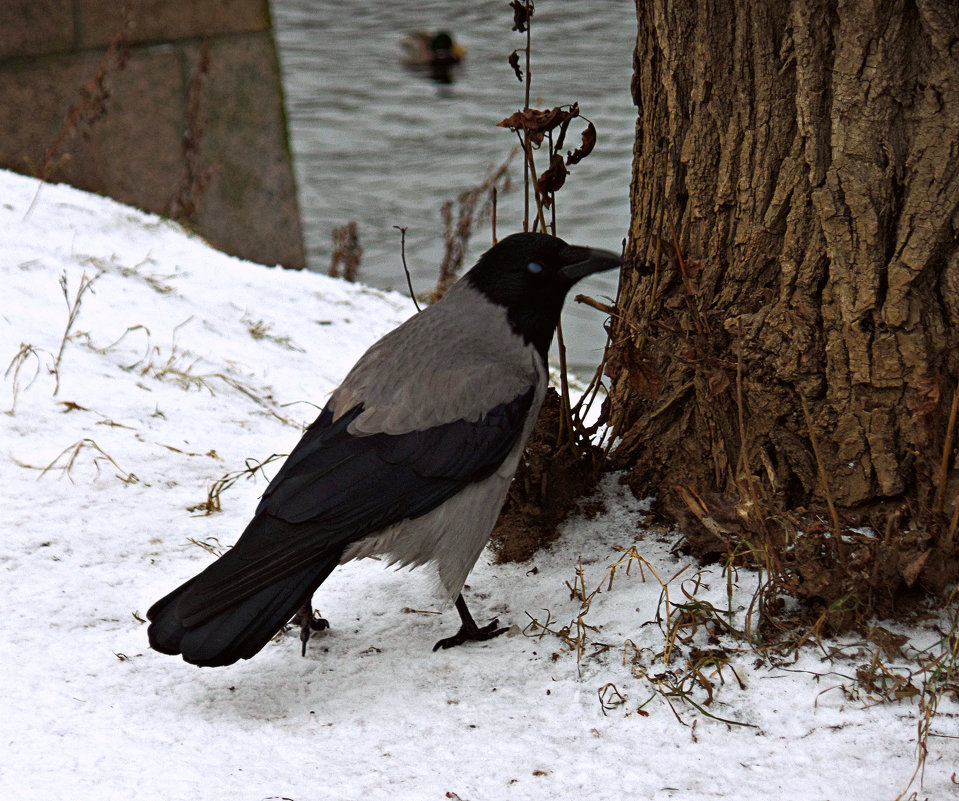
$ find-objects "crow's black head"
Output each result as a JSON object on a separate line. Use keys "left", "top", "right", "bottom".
{"left": 465, "top": 232, "right": 622, "bottom": 360}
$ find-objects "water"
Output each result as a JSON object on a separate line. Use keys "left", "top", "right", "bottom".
{"left": 272, "top": 0, "right": 636, "bottom": 374}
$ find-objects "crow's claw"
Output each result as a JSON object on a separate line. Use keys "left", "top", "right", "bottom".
{"left": 433, "top": 618, "right": 508, "bottom": 651}
{"left": 432, "top": 593, "right": 508, "bottom": 652}
{"left": 290, "top": 603, "right": 329, "bottom": 657}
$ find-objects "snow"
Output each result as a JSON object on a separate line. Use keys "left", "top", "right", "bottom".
{"left": 1, "top": 170, "right": 955, "bottom": 800}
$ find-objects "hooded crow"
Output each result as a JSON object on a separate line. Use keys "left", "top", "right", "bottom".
{"left": 147, "top": 232, "right": 621, "bottom": 667}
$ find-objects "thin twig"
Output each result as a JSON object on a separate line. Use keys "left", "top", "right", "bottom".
{"left": 669, "top": 218, "right": 707, "bottom": 335}
{"left": 736, "top": 320, "right": 764, "bottom": 533}
{"left": 547, "top": 129, "right": 556, "bottom": 235}
{"left": 934, "top": 378, "right": 959, "bottom": 517}
{"left": 946, "top": 497, "right": 959, "bottom": 554}
{"left": 524, "top": 2, "right": 531, "bottom": 110}
{"left": 522, "top": 0, "right": 532, "bottom": 229}
{"left": 516, "top": 132, "right": 550, "bottom": 233}
{"left": 555, "top": 320, "right": 576, "bottom": 451}
{"left": 574, "top": 295, "right": 616, "bottom": 315}
{"left": 393, "top": 226, "right": 421, "bottom": 312}
{"left": 800, "top": 395, "right": 845, "bottom": 560}
{"left": 570, "top": 350, "right": 610, "bottom": 430}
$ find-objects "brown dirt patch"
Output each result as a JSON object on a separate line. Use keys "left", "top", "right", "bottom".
{"left": 489, "top": 388, "right": 605, "bottom": 563}
{"left": 665, "top": 488, "right": 959, "bottom": 636}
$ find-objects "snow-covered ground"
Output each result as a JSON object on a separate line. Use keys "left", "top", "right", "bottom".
{"left": 1, "top": 170, "right": 955, "bottom": 800}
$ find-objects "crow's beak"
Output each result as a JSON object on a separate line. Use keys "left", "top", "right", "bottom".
{"left": 558, "top": 245, "right": 623, "bottom": 283}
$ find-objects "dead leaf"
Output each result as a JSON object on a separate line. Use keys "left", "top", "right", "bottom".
{"left": 498, "top": 105, "right": 579, "bottom": 146}
{"left": 508, "top": 50, "right": 523, "bottom": 82}
{"left": 900, "top": 549, "right": 930, "bottom": 586}
{"left": 566, "top": 121, "right": 596, "bottom": 165}
{"left": 707, "top": 370, "right": 730, "bottom": 398}
{"left": 867, "top": 625, "right": 909, "bottom": 659}
{"left": 509, "top": 0, "right": 534, "bottom": 32}
{"left": 625, "top": 351, "right": 662, "bottom": 400}
{"left": 537, "top": 153, "right": 568, "bottom": 204}
{"left": 554, "top": 113, "right": 574, "bottom": 152}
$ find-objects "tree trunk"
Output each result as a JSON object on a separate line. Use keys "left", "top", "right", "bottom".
{"left": 608, "top": 0, "right": 959, "bottom": 583}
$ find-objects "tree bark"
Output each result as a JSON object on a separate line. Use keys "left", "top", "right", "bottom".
{"left": 609, "top": 1, "right": 959, "bottom": 546}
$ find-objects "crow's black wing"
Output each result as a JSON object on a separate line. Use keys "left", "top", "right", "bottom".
{"left": 173, "top": 386, "right": 536, "bottom": 622}
{"left": 260, "top": 386, "right": 535, "bottom": 522}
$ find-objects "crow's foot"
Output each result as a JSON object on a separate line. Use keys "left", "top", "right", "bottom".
{"left": 432, "top": 593, "right": 508, "bottom": 651}
{"left": 290, "top": 603, "right": 329, "bottom": 656}
{"left": 432, "top": 618, "right": 508, "bottom": 651}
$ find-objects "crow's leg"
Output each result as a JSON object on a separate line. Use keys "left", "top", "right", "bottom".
{"left": 289, "top": 603, "right": 329, "bottom": 656}
{"left": 432, "top": 593, "right": 508, "bottom": 651}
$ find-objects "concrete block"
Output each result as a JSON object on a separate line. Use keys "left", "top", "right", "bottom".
{"left": 0, "top": 0, "right": 304, "bottom": 270}
{"left": 0, "top": 0, "right": 74, "bottom": 61}
{"left": 78, "top": 0, "right": 271, "bottom": 50}
{"left": 0, "top": 47, "right": 186, "bottom": 210}
{"left": 184, "top": 35, "right": 304, "bottom": 268}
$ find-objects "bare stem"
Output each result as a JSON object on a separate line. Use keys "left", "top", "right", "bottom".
{"left": 514, "top": 131, "right": 548, "bottom": 232}
{"left": 947, "top": 497, "right": 959, "bottom": 553}
{"left": 522, "top": 0, "right": 532, "bottom": 230}
{"left": 393, "top": 226, "right": 421, "bottom": 312}
{"left": 735, "top": 321, "right": 763, "bottom": 531}
{"left": 556, "top": 319, "right": 575, "bottom": 451}
{"left": 800, "top": 394, "right": 845, "bottom": 560}
{"left": 669, "top": 218, "right": 707, "bottom": 335}
{"left": 524, "top": 2, "right": 531, "bottom": 110}
{"left": 934, "top": 379, "right": 959, "bottom": 518}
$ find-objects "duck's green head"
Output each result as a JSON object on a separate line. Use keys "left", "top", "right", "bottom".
{"left": 432, "top": 31, "right": 454, "bottom": 52}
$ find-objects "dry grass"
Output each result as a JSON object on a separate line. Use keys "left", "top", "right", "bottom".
{"left": 329, "top": 221, "right": 362, "bottom": 283}
{"left": 431, "top": 151, "right": 516, "bottom": 302}
{"left": 109, "top": 318, "right": 295, "bottom": 425}
{"left": 42, "top": 264, "right": 293, "bottom": 424}
{"left": 529, "top": 534, "right": 957, "bottom": 787}
{"left": 524, "top": 542, "right": 757, "bottom": 725}
{"left": 241, "top": 314, "right": 305, "bottom": 353}
{"left": 110, "top": 257, "right": 178, "bottom": 295}
{"left": 54, "top": 269, "right": 103, "bottom": 394}
{"left": 186, "top": 536, "right": 229, "bottom": 557}
{"left": 893, "top": 593, "right": 959, "bottom": 797}
{"left": 22, "top": 437, "right": 140, "bottom": 484}
{"left": 4, "top": 343, "right": 53, "bottom": 415}
{"left": 188, "top": 453, "right": 287, "bottom": 515}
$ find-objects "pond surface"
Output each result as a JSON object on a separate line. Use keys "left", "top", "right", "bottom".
{"left": 272, "top": 0, "right": 637, "bottom": 373}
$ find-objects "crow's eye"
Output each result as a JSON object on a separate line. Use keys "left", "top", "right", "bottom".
{"left": 527, "top": 261, "right": 544, "bottom": 274}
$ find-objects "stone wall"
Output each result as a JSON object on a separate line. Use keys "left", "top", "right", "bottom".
{"left": 0, "top": 0, "right": 305, "bottom": 269}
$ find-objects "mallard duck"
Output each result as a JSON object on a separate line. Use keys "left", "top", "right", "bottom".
{"left": 400, "top": 31, "right": 465, "bottom": 68}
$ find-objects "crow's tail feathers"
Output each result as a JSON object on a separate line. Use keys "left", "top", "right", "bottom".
{"left": 147, "top": 556, "right": 339, "bottom": 668}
